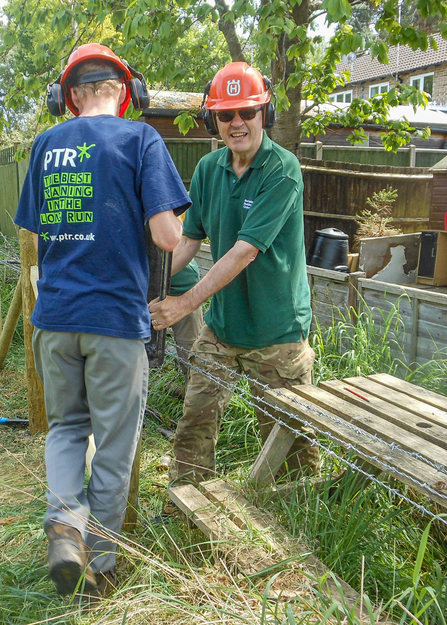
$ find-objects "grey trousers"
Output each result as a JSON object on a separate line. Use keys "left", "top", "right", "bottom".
{"left": 33, "top": 329, "right": 148, "bottom": 573}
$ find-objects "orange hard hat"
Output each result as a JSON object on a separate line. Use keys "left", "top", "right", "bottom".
{"left": 60, "top": 43, "right": 132, "bottom": 117}
{"left": 205, "top": 62, "right": 271, "bottom": 110}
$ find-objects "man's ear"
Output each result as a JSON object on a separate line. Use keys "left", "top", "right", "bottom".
{"left": 119, "top": 83, "right": 126, "bottom": 105}
{"left": 70, "top": 87, "right": 82, "bottom": 114}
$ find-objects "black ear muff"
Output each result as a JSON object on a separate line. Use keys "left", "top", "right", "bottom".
{"left": 47, "top": 77, "right": 66, "bottom": 116}
{"left": 203, "top": 110, "right": 219, "bottom": 135}
{"left": 201, "top": 81, "right": 219, "bottom": 135}
{"left": 129, "top": 76, "right": 150, "bottom": 111}
{"left": 262, "top": 75, "right": 276, "bottom": 130}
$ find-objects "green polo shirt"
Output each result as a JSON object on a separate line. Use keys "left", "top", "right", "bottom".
{"left": 184, "top": 132, "right": 311, "bottom": 349}
{"left": 170, "top": 259, "right": 200, "bottom": 296}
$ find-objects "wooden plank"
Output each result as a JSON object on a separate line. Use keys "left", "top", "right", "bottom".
{"left": 292, "top": 384, "right": 447, "bottom": 468}
{"left": 201, "top": 479, "right": 374, "bottom": 620}
{"left": 418, "top": 301, "right": 447, "bottom": 325}
{"left": 264, "top": 387, "right": 447, "bottom": 508}
{"left": 368, "top": 373, "right": 447, "bottom": 411}
{"left": 0, "top": 274, "right": 22, "bottom": 369}
{"left": 249, "top": 422, "right": 297, "bottom": 483}
{"left": 358, "top": 278, "right": 447, "bottom": 306}
{"left": 320, "top": 379, "right": 447, "bottom": 451}
{"left": 306, "top": 265, "right": 350, "bottom": 282}
{"left": 169, "top": 483, "right": 242, "bottom": 540}
{"left": 347, "top": 376, "right": 447, "bottom": 422}
{"left": 416, "top": 319, "right": 447, "bottom": 343}
{"left": 168, "top": 483, "right": 293, "bottom": 577}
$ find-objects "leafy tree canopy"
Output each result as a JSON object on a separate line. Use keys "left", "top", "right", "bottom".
{"left": 1, "top": 0, "right": 447, "bottom": 152}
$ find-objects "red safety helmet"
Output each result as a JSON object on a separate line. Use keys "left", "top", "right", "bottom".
{"left": 205, "top": 62, "right": 271, "bottom": 111}
{"left": 60, "top": 43, "right": 132, "bottom": 117}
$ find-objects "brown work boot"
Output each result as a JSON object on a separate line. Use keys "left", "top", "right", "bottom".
{"left": 46, "top": 522, "right": 97, "bottom": 596}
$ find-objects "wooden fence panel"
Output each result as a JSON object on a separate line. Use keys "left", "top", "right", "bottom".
{"left": 358, "top": 278, "right": 447, "bottom": 367}
{"left": 302, "top": 158, "right": 433, "bottom": 250}
{"left": 0, "top": 162, "right": 20, "bottom": 237}
{"left": 194, "top": 245, "right": 446, "bottom": 370}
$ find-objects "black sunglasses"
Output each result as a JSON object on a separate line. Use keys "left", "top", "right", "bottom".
{"left": 216, "top": 107, "right": 263, "bottom": 123}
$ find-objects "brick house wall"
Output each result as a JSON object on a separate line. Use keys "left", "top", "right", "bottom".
{"left": 333, "top": 64, "right": 447, "bottom": 106}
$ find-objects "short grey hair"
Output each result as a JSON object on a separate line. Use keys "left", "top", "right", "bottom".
{"left": 71, "top": 61, "right": 123, "bottom": 100}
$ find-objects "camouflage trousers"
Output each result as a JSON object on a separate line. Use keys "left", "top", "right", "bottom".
{"left": 170, "top": 324, "right": 320, "bottom": 484}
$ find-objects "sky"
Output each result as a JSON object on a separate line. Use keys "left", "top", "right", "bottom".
{"left": 313, "top": 13, "right": 337, "bottom": 40}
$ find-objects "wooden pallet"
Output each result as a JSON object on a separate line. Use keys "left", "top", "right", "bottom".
{"left": 263, "top": 374, "right": 447, "bottom": 509}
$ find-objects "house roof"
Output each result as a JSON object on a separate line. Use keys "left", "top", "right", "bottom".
{"left": 338, "top": 32, "right": 447, "bottom": 84}
{"left": 147, "top": 90, "right": 203, "bottom": 110}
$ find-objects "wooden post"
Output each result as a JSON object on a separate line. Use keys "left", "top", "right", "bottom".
{"left": 19, "top": 229, "right": 47, "bottom": 434}
{"left": 409, "top": 144, "right": 416, "bottom": 168}
{"left": 122, "top": 432, "right": 142, "bottom": 532}
{"left": 315, "top": 140, "right": 323, "bottom": 160}
{"left": 0, "top": 274, "right": 23, "bottom": 369}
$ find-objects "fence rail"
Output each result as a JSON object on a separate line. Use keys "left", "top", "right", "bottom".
{"left": 196, "top": 246, "right": 447, "bottom": 369}
{"left": 300, "top": 141, "right": 447, "bottom": 168}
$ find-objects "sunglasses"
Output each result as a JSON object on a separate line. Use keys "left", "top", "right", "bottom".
{"left": 216, "top": 107, "right": 262, "bottom": 123}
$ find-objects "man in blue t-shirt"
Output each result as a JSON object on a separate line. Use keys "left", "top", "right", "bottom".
{"left": 14, "top": 44, "right": 190, "bottom": 598}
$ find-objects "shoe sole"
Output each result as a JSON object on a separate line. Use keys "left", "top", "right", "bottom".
{"left": 50, "top": 560, "right": 97, "bottom": 596}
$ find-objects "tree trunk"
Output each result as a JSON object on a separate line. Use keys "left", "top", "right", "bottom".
{"left": 271, "top": 0, "right": 309, "bottom": 152}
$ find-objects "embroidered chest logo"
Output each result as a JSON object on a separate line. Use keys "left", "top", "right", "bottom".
{"left": 227, "top": 79, "right": 241, "bottom": 96}
{"left": 243, "top": 199, "right": 253, "bottom": 210}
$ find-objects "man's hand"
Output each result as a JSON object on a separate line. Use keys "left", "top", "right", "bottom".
{"left": 149, "top": 295, "right": 192, "bottom": 330}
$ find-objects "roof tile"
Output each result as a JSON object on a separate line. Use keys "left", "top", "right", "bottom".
{"left": 338, "top": 32, "right": 447, "bottom": 83}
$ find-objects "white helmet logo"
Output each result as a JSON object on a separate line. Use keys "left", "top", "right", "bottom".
{"left": 227, "top": 79, "right": 241, "bottom": 96}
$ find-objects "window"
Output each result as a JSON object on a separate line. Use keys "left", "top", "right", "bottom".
{"left": 410, "top": 73, "right": 434, "bottom": 96}
{"left": 369, "top": 82, "right": 389, "bottom": 97}
{"left": 329, "top": 90, "right": 353, "bottom": 103}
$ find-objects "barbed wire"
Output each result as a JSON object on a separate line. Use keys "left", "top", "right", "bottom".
{"left": 173, "top": 342, "right": 447, "bottom": 478}
{"left": 164, "top": 340, "right": 447, "bottom": 526}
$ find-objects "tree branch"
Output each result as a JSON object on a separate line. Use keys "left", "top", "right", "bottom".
{"left": 215, "top": 0, "right": 246, "bottom": 62}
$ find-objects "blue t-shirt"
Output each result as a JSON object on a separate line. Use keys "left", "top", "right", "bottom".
{"left": 15, "top": 115, "right": 191, "bottom": 339}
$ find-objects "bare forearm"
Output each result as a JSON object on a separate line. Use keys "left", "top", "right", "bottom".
{"left": 182, "top": 241, "right": 257, "bottom": 311}
{"left": 148, "top": 210, "right": 183, "bottom": 252}
{"left": 171, "top": 236, "right": 202, "bottom": 275}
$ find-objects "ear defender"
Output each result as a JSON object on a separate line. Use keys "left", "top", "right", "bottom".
{"left": 262, "top": 76, "right": 276, "bottom": 130}
{"left": 201, "top": 81, "right": 219, "bottom": 136}
{"left": 47, "top": 76, "right": 66, "bottom": 117}
{"left": 127, "top": 65, "right": 150, "bottom": 111}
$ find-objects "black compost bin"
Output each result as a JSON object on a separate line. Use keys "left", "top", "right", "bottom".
{"left": 307, "top": 227, "right": 349, "bottom": 272}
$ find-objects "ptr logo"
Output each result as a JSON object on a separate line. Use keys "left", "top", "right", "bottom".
{"left": 227, "top": 79, "right": 241, "bottom": 96}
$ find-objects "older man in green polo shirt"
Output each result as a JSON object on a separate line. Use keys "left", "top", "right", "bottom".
{"left": 149, "top": 61, "right": 319, "bottom": 483}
